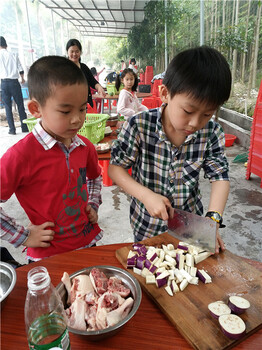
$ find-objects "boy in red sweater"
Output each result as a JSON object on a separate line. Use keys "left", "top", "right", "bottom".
{"left": 0, "top": 56, "right": 103, "bottom": 261}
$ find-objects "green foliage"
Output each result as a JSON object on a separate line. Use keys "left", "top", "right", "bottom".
{"left": 1, "top": 0, "right": 260, "bottom": 91}
{"left": 128, "top": 19, "right": 155, "bottom": 65}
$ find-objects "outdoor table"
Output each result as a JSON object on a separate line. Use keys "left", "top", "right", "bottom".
{"left": 97, "top": 126, "right": 118, "bottom": 161}
{"left": 93, "top": 92, "right": 152, "bottom": 114}
{"left": 1, "top": 242, "right": 262, "bottom": 350}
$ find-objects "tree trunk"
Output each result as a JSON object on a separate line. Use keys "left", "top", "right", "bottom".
{"left": 240, "top": 0, "right": 251, "bottom": 82}
{"left": 251, "top": 2, "right": 261, "bottom": 90}
{"left": 222, "top": 0, "right": 226, "bottom": 52}
{"left": 214, "top": 0, "right": 217, "bottom": 43}
{"left": 205, "top": 2, "right": 209, "bottom": 43}
{"left": 229, "top": 0, "right": 236, "bottom": 61}
{"left": 231, "top": 0, "right": 240, "bottom": 95}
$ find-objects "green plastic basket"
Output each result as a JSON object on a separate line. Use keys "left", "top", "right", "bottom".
{"left": 23, "top": 117, "right": 38, "bottom": 132}
{"left": 78, "top": 114, "right": 109, "bottom": 143}
{"left": 106, "top": 83, "right": 124, "bottom": 95}
{"left": 23, "top": 114, "right": 109, "bottom": 144}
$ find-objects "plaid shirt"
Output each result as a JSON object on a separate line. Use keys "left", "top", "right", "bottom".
{"left": 110, "top": 106, "right": 229, "bottom": 241}
{"left": 0, "top": 121, "right": 103, "bottom": 257}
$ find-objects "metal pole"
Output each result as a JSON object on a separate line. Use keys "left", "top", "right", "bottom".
{"left": 165, "top": 0, "right": 168, "bottom": 69}
{"left": 67, "top": 21, "right": 69, "bottom": 41}
{"left": 24, "top": 0, "right": 34, "bottom": 64}
{"left": 51, "top": 10, "right": 57, "bottom": 54}
{"left": 200, "top": 0, "right": 204, "bottom": 45}
{"left": 154, "top": 34, "right": 157, "bottom": 70}
{"left": 61, "top": 19, "right": 64, "bottom": 55}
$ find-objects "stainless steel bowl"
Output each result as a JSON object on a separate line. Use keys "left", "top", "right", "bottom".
{"left": 108, "top": 113, "right": 119, "bottom": 120}
{"left": 56, "top": 265, "right": 142, "bottom": 341}
{"left": 0, "top": 262, "right": 17, "bottom": 305}
{"left": 106, "top": 119, "right": 118, "bottom": 127}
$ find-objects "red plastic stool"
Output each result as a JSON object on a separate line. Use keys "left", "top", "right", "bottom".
{"left": 153, "top": 96, "right": 162, "bottom": 107}
{"left": 98, "top": 160, "right": 132, "bottom": 187}
{"left": 99, "top": 160, "right": 113, "bottom": 186}
{"left": 141, "top": 97, "right": 157, "bottom": 109}
{"left": 87, "top": 100, "right": 98, "bottom": 113}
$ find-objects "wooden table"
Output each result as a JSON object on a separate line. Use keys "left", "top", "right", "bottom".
{"left": 97, "top": 126, "right": 118, "bottom": 161}
{"left": 1, "top": 243, "right": 262, "bottom": 350}
{"left": 93, "top": 92, "right": 152, "bottom": 114}
{"left": 96, "top": 125, "right": 120, "bottom": 186}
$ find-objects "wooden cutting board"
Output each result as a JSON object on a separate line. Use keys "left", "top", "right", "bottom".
{"left": 115, "top": 232, "right": 262, "bottom": 350}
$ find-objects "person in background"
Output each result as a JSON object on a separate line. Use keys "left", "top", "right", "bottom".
{"left": 90, "top": 67, "right": 105, "bottom": 83}
{"left": 90, "top": 66, "right": 105, "bottom": 112}
{"left": 0, "top": 56, "right": 103, "bottom": 262}
{"left": 0, "top": 36, "right": 28, "bottom": 135}
{"left": 105, "top": 71, "right": 117, "bottom": 83}
{"left": 109, "top": 46, "right": 232, "bottom": 254}
{"left": 66, "top": 39, "right": 106, "bottom": 107}
{"left": 128, "top": 58, "right": 138, "bottom": 74}
{"left": 115, "top": 68, "right": 148, "bottom": 119}
{"left": 120, "top": 60, "right": 126, "bottom": 71}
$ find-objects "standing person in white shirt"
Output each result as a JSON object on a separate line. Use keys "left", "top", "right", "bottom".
{"left": 128, "top": 58, "right": 138, "bottom": 74}
{"left": 0, "top": 36, "right": 28, "bottom": 134}
{"left": 115, "top": 68, "right": 148, "bottom": 119}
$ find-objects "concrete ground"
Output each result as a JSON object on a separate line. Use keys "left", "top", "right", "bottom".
{"left": 1, "top": 119, "right": 261, "bottom": 265}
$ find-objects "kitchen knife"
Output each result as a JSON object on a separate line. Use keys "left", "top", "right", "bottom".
{"left": 167, "top": 208, "right": 216, "bottom": 252}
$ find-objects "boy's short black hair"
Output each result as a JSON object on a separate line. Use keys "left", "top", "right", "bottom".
{"left": 0, "top": 36, "right": 7, "bottom": 48}
{"left": 163, "top": 46, "right": 232, "bottom": 107}
{"left": 28, "top": 55, "right": 87, "bottom": 106}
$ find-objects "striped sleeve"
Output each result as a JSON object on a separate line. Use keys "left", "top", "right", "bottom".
{"left": 87, "top": 175, "right": 102, "bottom": 211}
{"left": 0, "top": 206, "right": 29, "bottom": 247}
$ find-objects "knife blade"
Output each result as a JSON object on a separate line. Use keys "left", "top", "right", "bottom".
{"left": 167, "top": 208, "right": 216, "bottom": 253}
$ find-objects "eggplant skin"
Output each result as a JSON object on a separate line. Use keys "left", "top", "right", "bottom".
{"left": 220, "top": 327, "right": 246, "bottom": 340}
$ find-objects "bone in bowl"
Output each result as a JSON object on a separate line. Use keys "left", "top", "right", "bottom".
{"left": 56, "top": 265, "right": 142, "bottom": 341}
{"left": 0, "top": 261, "right": 17, "bottom": 305}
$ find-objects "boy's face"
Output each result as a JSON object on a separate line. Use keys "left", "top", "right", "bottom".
{"left": 161, "top": 87, "right": 216, "bottom": 137}
{"left": 30, "top": 83, "right": 88, "bottom": 146}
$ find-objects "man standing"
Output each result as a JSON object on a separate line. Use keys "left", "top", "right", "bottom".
{"left": 0, "top": 36, "right": 28, "bottom": 134}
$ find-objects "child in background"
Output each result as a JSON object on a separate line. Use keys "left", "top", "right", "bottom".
{"left": 120, "top": 60, "right": 126, "bottom": 72}
{"left": 115, "top": 68, "right": 148, "bottom": 120}
{"left": 109, "top": 46, "right": 232, "bottom": 254}
{"left": 90, "top": 66, "right": 105, "bottom": 112}
{"left": 90, "top": 67, "right": 105, "bottom": 83}
{"left": 0, "top": 56, "right": 103, "bottom": 262}
{"left": 128, "top": 58, "right": 138, "bottom": 74}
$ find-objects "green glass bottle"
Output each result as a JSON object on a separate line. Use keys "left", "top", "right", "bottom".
{"left": 24, "top": 266, "right": 70, "bottom": 350}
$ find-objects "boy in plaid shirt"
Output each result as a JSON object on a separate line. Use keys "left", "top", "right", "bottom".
{"left": 109, "top": 46, "right": 231, "bottom": 254}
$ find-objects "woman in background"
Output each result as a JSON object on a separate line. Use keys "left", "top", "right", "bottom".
{"left": 66, "top": 39, "right": 106, "bottom": 107}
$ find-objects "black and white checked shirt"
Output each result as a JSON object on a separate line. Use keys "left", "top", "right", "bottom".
{"left": 110, "top": 106, "right": 229, "bottom": 241}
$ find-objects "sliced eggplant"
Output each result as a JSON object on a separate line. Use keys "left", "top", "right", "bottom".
{"left": 228, "top": 295, "right": 250, "bottom": 314}
{"left": 208, "top": 301, "right": 231, "bottom": 319}
{"left": 218, "top": 314, "right": 246, "bottom": 339}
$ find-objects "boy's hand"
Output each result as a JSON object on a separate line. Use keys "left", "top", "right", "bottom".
{"left": 23, "top": 222, "right": 55, "bottom": 248}
{"left": 86, "top": 204, "right": 98, "bottom": 224}
{"left": 143, "top": 193, "right": 171, "bottom": 221}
